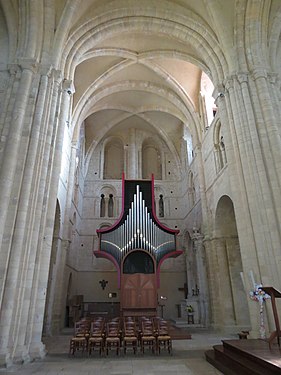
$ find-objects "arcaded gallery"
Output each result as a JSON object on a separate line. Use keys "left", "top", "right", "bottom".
{"left": 0, "top": 0, "right": 281, "bottom": 373}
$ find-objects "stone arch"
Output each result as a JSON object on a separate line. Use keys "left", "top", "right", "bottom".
{"left": 83, "top": 107, "right": 184, "bottom": 177}
{"left": 142, "top": 137, "right": 162, "bottom": 180}
{"left": 72, "top": 81, "right": 201, "bottom": 147}
{"left": 57, "top": 7, "right": 228, "bottom": 151}
{"left": 60, "top": 10, "right": 226, "bottom": 82}
{"left": 214, "top": 195, "right": 250, "bottom": 331}
{"left": 103, "top": 137, "right": 124, "bottom": 180}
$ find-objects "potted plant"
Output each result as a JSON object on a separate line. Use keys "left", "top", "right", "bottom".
{"left": 186, "top": 305, "right": 194, "bottom": 324}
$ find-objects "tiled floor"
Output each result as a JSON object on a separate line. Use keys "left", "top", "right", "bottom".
{"left": 0, "top": 329, "right": 236, "bottom": 374}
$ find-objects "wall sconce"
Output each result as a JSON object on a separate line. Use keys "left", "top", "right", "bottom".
{"left": 108, "top": 292, "right": 117, "bottom": 298}
{"left": 99, "top": 279, "right": 108, "bottom": 290}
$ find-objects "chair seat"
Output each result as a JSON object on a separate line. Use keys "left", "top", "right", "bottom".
{"left": 71, "top": 337, "right": 86, "bottom": 342}
{"left": 106, "top": 337, "right": 120, "bottom": 342}
{"left": 89, "top": 336, "right": 103, "bottom": 342}
{"left": 124, "top": 336, "right": 137, "bottom": 341}
{"left": 158, "top": 335, "right": 171, "bottom": 340}
{"left": 142, "top": 335, "right": 155, "bottom": 340}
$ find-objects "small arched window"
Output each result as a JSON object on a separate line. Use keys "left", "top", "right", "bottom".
{"left": 100, "top": 194, "right": 105, "bottom": 217}
{"left": 159, "top": 195, "right": 164, "bottom": 217}
{"left": 108, "top": 194, "right": 114, "bottom": 217}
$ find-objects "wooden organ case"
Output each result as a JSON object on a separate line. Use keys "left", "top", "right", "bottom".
{"left": 94, "top": 176, "right": 182, "bottom": 317}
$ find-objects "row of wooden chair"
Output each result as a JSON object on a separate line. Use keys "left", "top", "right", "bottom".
{"left": 69, "top": 316, "right": 172, "bottom": 356}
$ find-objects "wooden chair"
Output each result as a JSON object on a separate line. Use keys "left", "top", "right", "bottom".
{"left": 105, "top": 321, "right": 121, "bottom": 355}
{"left": 155, "top": 319, "right": 172, "bottom": 355}
{"left": 88, "top": 320, "right": 105, "bottom": 356}
{"left": 140, "top": 319, "right": 156, "bottom": 354}
{"left": 69, "top": 321, "right": 90, "bottom": 356}
{"left": 123, "top": 320, "right": 138, "bottom": 355}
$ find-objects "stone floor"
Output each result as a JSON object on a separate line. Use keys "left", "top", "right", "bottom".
{"left": 0, "top": 329, "right": 236, "bottom": 374}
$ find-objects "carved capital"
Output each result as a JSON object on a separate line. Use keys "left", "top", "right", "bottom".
{"left": 39, "top": 64, "right": 54, "bottom": 77}
{"left": 224, "top": 76, "right": 235, "bottom": 92}
{"left": 267, "top": 72, "right": 278, "bottom": 84}
{"left": 62, "top": 78, "right": 75, "bottom": 95}
{"left": 8, "top": 63, "right": 21, "bottom": 77}
{"left": 236, "top": 72, "right": 248, "bottom": 84}
{"left": 251, "top": 68, "right": 267, "bottom": 81}
{"left": 18, "top": 58, "right": 39, "bottom": 74}
{"left": 51, "top": 68, "right": 62, "bottom": 82}
{"left": 191, "top": 227, "right": 204, "bottom": 242}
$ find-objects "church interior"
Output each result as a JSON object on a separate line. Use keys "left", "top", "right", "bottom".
{"left": 0, "top": 0, "right": 281, "bottom": 372}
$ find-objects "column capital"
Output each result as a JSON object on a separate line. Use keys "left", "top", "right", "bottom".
{"left": 223, "top": 76, "right": 235, "bottom": 92}
{"left": 18, "top": 58, "right": 39, "bottom": 74}
{"left": 191, "top": 227, "right": 204, "bottom": 243}
{"left": 62, "top": 78, "right": 75, "bottom": 95}
{"left": 8, "top": 63, "right": 21, "bottom": 77}
{"left": 267, "top": 72, "right": 279, "bottom": 84}
{"left": 236, "top": 72, "right": 248, "bottom": 84}
{"left": 39, "top": 64, "right": 54, "bottom": 77}
{"left": 251, "top": 67, "right": 267, "bottom": 81}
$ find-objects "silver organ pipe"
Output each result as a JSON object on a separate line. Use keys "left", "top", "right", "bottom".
{"left": 100, "top": 185, "right": 176, "bottom": 265}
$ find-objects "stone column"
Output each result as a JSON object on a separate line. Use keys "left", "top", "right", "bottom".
{"left": 27, "top": 77, "right": 74, "bottom": 359}
{"left": 204, "top": 238, "right": 220, "bottom": 327}
{"left": 218, "top": 77, "right": 261, "bottom": 336}
{"left": 191, "top": 229, "right": 210, "bottom": 327}
{"left": 49, "top": 239, "right": 70, "bottom": 334}
{"left": 214, "top": 237, "right": 236, "bottom": 330}
{"left": 226, "top": 237, "right": 250, "bottom": 327}
{"left": 127, "top": 128, "right": 138, "bottom": 179}
{"left": 0, "top": 61, "right": 39, "bottom": 366}
{"left": 0, "top": 62, "right": 37, "bottom": 311}
{"left": 194, "top": 144, "right": 211, "bottom": 237}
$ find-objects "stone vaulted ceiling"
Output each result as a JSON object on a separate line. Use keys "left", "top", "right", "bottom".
{"left": 58, "top": 0, "right": 236, "bottom": 152}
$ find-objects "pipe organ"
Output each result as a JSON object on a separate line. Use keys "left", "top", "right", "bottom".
{"left": 98, "top": 184, "right": 177, "bottom": 268}
{"left": 94, "top": 176, "right": 182, "bottom": 316}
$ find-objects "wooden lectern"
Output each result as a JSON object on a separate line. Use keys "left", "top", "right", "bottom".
{"left": 261, "top": 287, "right": 281, "bottom": 347}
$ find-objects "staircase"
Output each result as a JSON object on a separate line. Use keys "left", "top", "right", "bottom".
{"left": 205, "top": 339, "right": 281, "bottom": 375}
